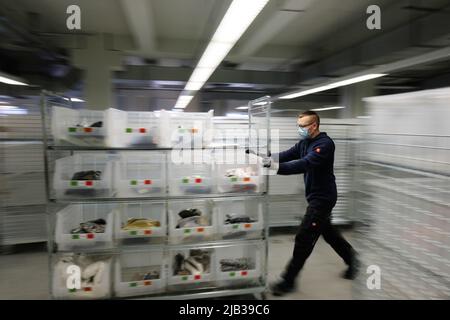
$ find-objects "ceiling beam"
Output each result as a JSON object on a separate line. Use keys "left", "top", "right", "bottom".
{"left": 294, "top": 3, "right": 450, "bottom": 86}
{"left": 115, "top": 64, "right": 296, "bottom": 87}
{"left": 120, "top": 0, "right": 157, "bottom": 57}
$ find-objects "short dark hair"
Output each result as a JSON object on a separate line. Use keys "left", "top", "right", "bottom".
{"left": 298, "top": 110, "right": 320, "bottom": 126}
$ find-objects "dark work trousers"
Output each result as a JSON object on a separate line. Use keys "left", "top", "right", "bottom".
{"left": 282, "top": 205, "right": 354, "bottom": 285}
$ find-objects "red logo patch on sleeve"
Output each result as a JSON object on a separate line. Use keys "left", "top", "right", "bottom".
{"left": 316, "top": 147, "right": 321, "bottom": 153}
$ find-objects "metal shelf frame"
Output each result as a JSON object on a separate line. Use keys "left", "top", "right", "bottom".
{"left": 41, "top": 91, "right": 271, "bottom": 300}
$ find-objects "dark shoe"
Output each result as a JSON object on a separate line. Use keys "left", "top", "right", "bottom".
{"left": 270, "top": 280, "right": 296, "bottom": 296}
{"left": 342, "top": 252, "right": 360, "bottom": 280}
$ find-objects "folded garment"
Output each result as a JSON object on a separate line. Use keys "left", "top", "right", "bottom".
{"left": 174, "top": 250, "right": 211, "bottom": 276}
{"left": 178, "top": 208, "right": 202, "bottom": 219}
{"left": 225, "top": 213, "right": 256, "bottom": 224}
{"left": 225, "top": 167, "right": 255, "bottom": 178}
{"left": 176, "top": 215, "right": 209, "bottom": 228}
{"left": 71, "top": 170, "right": 102, "bottom": 181}
{"left": 76, "top": 121, "right": 103, "bottom": 128}
{"left": 55, "top": 254, "right": 111, "bottom": 296}
{"left": 220, "top": 258, "right": 252, "bottom": 272}
{"left": 122, "top": 218, "right": 160, "bottom": 230}
{"left": 122, "top": 266, "right": 160, "bottom": 282}
{"left": 71, "top": 218, "right": 106, "bottom": 234}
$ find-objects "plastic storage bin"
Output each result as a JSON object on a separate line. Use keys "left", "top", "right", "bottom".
{"left": 215, "top": 198, "right": 264, "bottom": 240}
{"left": 52, "top": 253, "right": 112, "bottom": 299}
{"left": 215, "top": 243, "right": 264, "bottom": 286}
{"left": 53, "top": 153, "right": 114, "bottom": 199}
{"left": 121, "top": 111, "right": 169, "bottom": 147}
{"left": 115, "top": 202, "right": 166, "bottom": 245}
{"left": 51, "top": 106, "right": 126, "bottom": 147}
{"left": 114, "top": 250, "right": 166, "bottom": 297}
{"left": 215, "top": 151, "right": 262, "bottom": 193}
{"left": 55, "top": 203, "right": 115, "bottom": 251}
{"left": 165, "top": 110, "right": 213, "bottom": 147}
{"left": 114, "top": 152, "right": 166, "bottom": 198}
{"left": 168, "top": 157, "right": 215, "bottom": 195}
{"left": 168, "top": 247, "right": 215, "bottom": 288}
{"left": 168, "top": 199, "right": 216, "bottom": 244}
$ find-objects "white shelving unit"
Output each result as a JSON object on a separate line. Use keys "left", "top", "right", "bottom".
{"left": 42, "top": 91, "right": 269, "bottom": 300}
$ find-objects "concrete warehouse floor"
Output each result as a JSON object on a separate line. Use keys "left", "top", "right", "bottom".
{"left": 0, "top": 230, "right": 354, "bottom": 300}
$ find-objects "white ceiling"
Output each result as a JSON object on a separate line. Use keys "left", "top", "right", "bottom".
{"left": 2, "top": 0, "right": 450, "bottom": 74}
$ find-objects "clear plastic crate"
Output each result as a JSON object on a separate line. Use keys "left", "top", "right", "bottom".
{"left": 215, "top": 152, "right": 262, "bottom": 193}
{"left": 214, "top": 198, "right": 264, "bottom": 240}
{"left": 168, "top": 247, "right": 215, "bottom": 287}
{"left": 215, "top": 243, "right": 264, "bottom": 285}
{"left": 51, "top": 106, "right": 126, "bottom": 147}
{"left": 55, "top": 203, "right": 115, "bottom": 251}
{"left": 53, "top": 154, "right": 114, "bottom": 199}
{"left": 114, "top": 152, "right": 166, "bottom": 197}
{"left": 114, "top": 250, "right": 166, "bottom": 297}
{"left": 115, "top": 202, "right": 166, "bottom": 245}
{"left": 121, "top": 111, "right": 169, "bottom": 147}
{"left": 165, "top": 110, "right": 213, "bottom": 147}
{"left": 168, "top": 158, "right": 215, "bottom": 195}
{"left": 52, "top": 253, "right": 112, "bottom": 299}
{"left": 168, "top": 199, "right": 216, "bottom": 244}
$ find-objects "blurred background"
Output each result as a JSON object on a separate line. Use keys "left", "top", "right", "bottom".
{"left": 0, "top": 0, "right": 449, "bottom": 299}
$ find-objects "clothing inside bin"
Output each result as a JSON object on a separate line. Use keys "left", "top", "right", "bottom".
{"left": 71, "top": 218, "right": 106, "bottom": 234}
{"left": 220, "top": 258, "right": 254, "bottom": 272}
{"left": 173, "top": 249, "right": 211, "bottom": 276}
{"left": 225, "top": 213, "right": 256, "bottom": 224}
{"left": 76, "top": 121, "right": 103, "bottom": 128}
{"left": 176, "top": 208, "right": 209, "bottom": 228}
{"left": 225, "top": 167, "right": 256, "bottom": 179}
{"left": 54, "top": 254, "right": 110, "bottom": 294}
{"left": 71, "top": 170, "right": 102, "bottom": 181}
{"left": 121, "top": 266, "right": 160, "bottom": 282}
{"left": 224, "top": 167, "right": 257, "bottom": 192}
{"left": 122, "top": 218, "right": 161, "bottom": 230}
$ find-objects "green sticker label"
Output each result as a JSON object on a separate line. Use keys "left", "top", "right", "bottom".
{"left": 129, "top": 282, "right": 137, "bottom": 287}
{"left": 130, "top": 180, "right": 137, "bottom": 186}
{"left": 233, "top": 224, "right": 239, "bottom": 229}
{"left": 231, "top": 177, "right": 237, "bottom": 182}
{"left": 72, "top": 234, "right": 80, "bottom": 240}
{"left": 229, "top": 272, "right": 236, "bottom": 277}
{"left": 70, "top": 181, "right": 78, "bottom": 186}
{"left": 68, "top": 127, "right": 77, "bottom": 132}
{"left": 130, "top": 231, "right": 137, "bottom": 236}
{"left": 181, "top": 276, "right": 188, "bottom": 281}
{"left": 184, "top": 229, "right": 191, "bottom": 234}
{"left": 182, "top": 178, "right": 189, "bottom": 183}
{"left": 68, "top": 288, "right": 77, "bottom": 293}
{"left": 126, "top": 128, "right": 132, "bottom": 133}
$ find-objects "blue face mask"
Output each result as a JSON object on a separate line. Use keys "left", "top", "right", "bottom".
{"left": 298, "top": 126, "right": 310, "bottom": 139}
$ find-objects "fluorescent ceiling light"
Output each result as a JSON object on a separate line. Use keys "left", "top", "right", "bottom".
{"left": 280, "top": 74, "right": 387, "bottom": 100}
{"left": 175, "top": 0, "right": 269, "bottom": 109}
{"left": 174, "top": 95, "right": 194, "bottom": 109}
{"left": 311, "top": 106, "right": 346, "bottom": 112}
{"left": 235, "top": 106, "right": 249, "bottom": 110}
{"left": 0, "top": 105, "right": 18, "bottom": 110}
{"left": 0, "top": 75, "right": 28, "bottom": 86}
{"left": 213, "top": 0, "right": 269, "bottom": 43}
{"left": 70, "top": 98, "right": 84, "bottom": 102}
{"left": 197, "top": 42, "right": 234, "bottom": 69}
{"left": 0, "top": 108, "right": 27, "bottom": 115}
